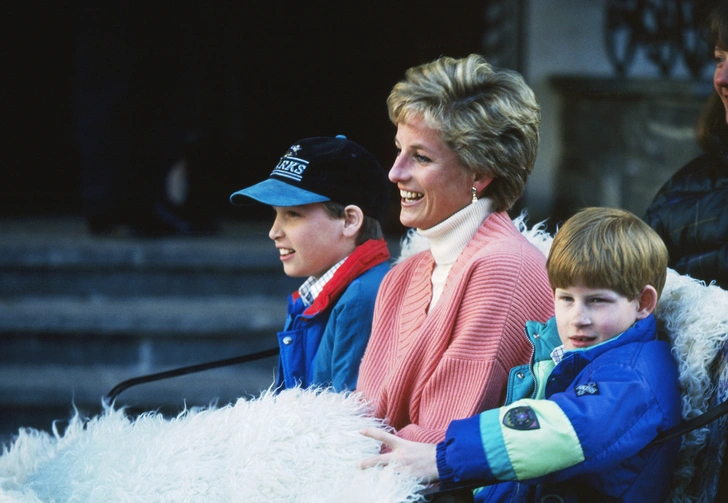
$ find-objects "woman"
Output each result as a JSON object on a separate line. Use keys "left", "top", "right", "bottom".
{"left": 356, "top": 54, "right": 554, "bottom": 443}
{"left": 645, "top": 3, "right": 728, "bottom": 290}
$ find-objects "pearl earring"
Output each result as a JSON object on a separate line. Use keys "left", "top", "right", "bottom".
{"left": 471, "top": 186, "right": 477, "bottom": 204}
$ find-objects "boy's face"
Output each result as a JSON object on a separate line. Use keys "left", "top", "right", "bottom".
{"left": 268, "top": 203, "right": 353, "bottom": 279}
{"left": 554, "top": 285, "right": 649, "bottom": 351}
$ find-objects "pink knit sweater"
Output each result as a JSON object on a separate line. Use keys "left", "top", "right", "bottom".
{"left": 357, "top": 211, "right": 554, "bottom": 443}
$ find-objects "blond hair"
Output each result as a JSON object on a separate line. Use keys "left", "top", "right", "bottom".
{"left": 387, "top": 54, "right": 540, "bottom": 212}
{"left": 547, "top": 207, "right": 669, "bottom": 300}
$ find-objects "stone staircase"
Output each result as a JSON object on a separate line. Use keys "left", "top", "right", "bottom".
{"left": 0, "top": 217, "right": 303, "bottom": 444}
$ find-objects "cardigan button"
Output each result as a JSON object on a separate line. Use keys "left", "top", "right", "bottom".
{"left": 282, "top": 336, "right": 293, "bottom": 345}
{"left": 533, "top": 332, "right": 541, "bottom": 339}
{"left": 516, "top": 372, "right": 525, "bottom": 379}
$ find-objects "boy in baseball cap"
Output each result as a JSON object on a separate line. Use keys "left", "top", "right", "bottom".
{"left": 230, "top": 135, "right": 390, "bottom": 392}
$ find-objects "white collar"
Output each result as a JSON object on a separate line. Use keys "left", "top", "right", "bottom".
{"left": 418, "top": 198, "right": 492, "bottom": 265}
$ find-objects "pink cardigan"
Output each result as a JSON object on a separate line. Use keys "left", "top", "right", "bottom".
{"left": 357, "top": 211, "right": 554, "bottom": 443}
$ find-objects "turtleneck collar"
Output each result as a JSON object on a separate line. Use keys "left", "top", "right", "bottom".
{"left": 418, "top": 198, "right": 492, "bottom": 266}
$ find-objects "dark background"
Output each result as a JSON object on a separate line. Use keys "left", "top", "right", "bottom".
{"left": 5, "top": 2, "right": 487, "bottom": 233}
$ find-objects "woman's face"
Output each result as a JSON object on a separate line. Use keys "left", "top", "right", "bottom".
{"left": 389, "top": 116, "right": 486, "bottom": 230}
{"left": 714, "top": 44, "right": 728, "bottom": 123}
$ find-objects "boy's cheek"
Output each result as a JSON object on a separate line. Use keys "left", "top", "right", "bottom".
{"left": 553, "top": 312, "right": 570, "bottom": 346}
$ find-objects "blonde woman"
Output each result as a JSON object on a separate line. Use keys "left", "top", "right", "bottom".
{"left": 357, "top": 54, "right": 553, "bottom": 443}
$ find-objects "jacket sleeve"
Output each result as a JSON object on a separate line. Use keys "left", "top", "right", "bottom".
{"left": 396, "top": 250, "right": 553, "bottom": 444}
{"left": 437, "top": 360, "right": 676, "bottom": 487}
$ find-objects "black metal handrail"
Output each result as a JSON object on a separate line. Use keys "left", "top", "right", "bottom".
{"left": 106, "top": 347, "right": 280, "bottom": 402}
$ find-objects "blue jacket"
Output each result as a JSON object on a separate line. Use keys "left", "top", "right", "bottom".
{"left": 276, "top": 239, "right": 389, "bottom": 392}
{"left": 437, "top": 314, "right": 682, "bottom": 503}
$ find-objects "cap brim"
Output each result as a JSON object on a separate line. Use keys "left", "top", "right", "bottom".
{"left": 229, "top": 178, "right": 330, "bottom": 207}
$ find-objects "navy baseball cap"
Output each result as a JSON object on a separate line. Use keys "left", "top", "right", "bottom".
{"left": 230, "top": 135, "right": 389, "bottom": 222}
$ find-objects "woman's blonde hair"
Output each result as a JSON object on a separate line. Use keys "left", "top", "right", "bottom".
{"left": 547, "top": 207, "right": 669, "bottom": 300}
{"left": 387, "top": 54, "right": 540, "bottom": 212}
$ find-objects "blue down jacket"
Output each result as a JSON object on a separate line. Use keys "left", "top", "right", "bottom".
{"left": 276, "top": 239, "right": 389, "bottom": 392}
{"left": 436, "top": 315, "right": 682, "bottom": 503}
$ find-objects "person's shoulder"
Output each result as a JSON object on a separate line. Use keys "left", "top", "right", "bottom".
{"left": 339, "top": 261, "right": 390, "bottom": 298}
{"left": 595, "top": 338, "right": 678, "bottom": 386}
{"left": 372, "top": 251, "right": 434, "bottom": 307}
{"left": 631, "top": 340, "right": 681, "bottom": 412}
{"left": 331, "top": 280, "right": 378, "bottom": 316}
{"left": 634, "top": 339, "right": 678, "bottom": 373}
{"left": 327, "top": 265, "right": 390, "bottom": 319}
{"left": 361, "top": 259, "right": 390, "bottom": 277}
{"left": 644, "top": 152, "right": 728, "bottom": 226}
{"left": 597, "top": 336, "right": 671, "bottom": 359}
{"left": 469, "top": 214, "right": 548, "bottom": 265}
{"left": 387, "top": 247, "right": 431, "bottom": 275}
{"left": 657, "top": 153, "right": 728, "bottom": 194}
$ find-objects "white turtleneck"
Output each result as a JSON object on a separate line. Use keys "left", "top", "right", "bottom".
{"left": 418, "top": 198, "right": 493, "bottom": 311}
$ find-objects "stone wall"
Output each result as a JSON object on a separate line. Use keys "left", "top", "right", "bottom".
{"left": 550, "top": 76, "right": 712, "bottom": 223}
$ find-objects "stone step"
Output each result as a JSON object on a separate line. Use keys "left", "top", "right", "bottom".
{"left": 0, "top": 267, "right": 299, "bottom": 298}
{"left": 0, "top": 218, "right": 275, "bottom": 265}
{"left": 0, "top": 296, "right": 285, "bottom": 422}
{"left": 0, "top": 219, "right": 301, "bottom": 298}
{"left": 0, "top": 295, "right": 287, "bottom": 336}
{"left": 0, "top": 363, "right": 278, "bottom": 407}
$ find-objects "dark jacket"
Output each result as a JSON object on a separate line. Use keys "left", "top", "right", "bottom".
{"left": 644, "top": 149, "right": 728, "bottom": 289}
{"left": 276, "top": 239, "right": 389, "bottom": 392}
{"left": 436, "top": 315, "right": 682, "bottom": 503}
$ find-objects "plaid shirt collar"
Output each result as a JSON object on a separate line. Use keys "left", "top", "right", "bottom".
{"left": 551, "top": 345, "right": 566, "bottom": 365}
{"left": 298, "top": 256, "right": 348, "bottom": 307}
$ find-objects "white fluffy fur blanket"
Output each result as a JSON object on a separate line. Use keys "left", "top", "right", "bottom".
{"left": 0, "top": 389, "right": 424, "bottom": 503}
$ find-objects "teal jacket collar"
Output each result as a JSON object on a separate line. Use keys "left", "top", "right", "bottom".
{"left": 525, "top": 314, "right": 658, "bottom": 366}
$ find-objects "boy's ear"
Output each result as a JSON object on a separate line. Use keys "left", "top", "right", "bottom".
{"left": 635, "top": 285, "right": 658, "bottom": 319}
{"left": 342, "top": 205, "right": 364, "bottom": 238}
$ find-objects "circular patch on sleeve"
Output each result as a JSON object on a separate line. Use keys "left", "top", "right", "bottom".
{"left": 502, "top": 406, "right": 540, "bottom": 430}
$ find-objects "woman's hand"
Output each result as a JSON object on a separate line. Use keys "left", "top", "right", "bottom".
{"left": 358, "top": 427, "right": 439, "bottom": 483}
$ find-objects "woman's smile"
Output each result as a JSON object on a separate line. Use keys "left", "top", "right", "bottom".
{"left": 400, "top": 189, "right": 424, "bottom": 203}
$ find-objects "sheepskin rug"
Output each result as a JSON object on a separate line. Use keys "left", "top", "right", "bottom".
{"left": 0, "top": 388, "right": 425, "bottom": 503}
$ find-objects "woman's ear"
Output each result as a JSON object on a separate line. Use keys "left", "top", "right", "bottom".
{"left": 635, "top": 285, "right": 658, "bottom": 319}
{"left": 342, "top": 205, "right": 364, "bottom": 238}
{"left": 472, "top": 174, "right": 493, "bottom": 196}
